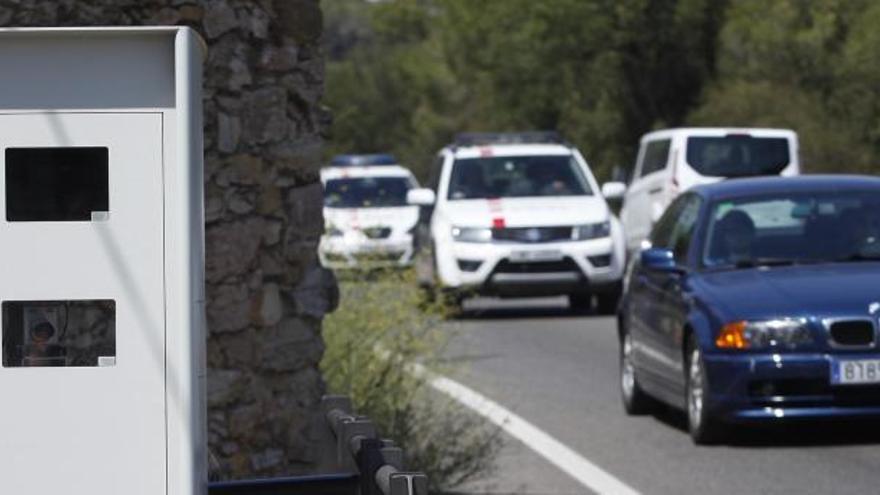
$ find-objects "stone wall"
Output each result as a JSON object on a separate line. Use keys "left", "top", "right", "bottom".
{"left": 0, "top": 0, "right": 336, "bottom": 479}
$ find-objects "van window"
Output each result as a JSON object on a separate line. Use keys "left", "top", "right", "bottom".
{"left": 686, "top": 136, "right": 790, "bottom": 178}
{"left": 640, "top": 140, "right": 671, "bottom": 177}
{"left": 324, "top": 177, "right": 413, "bottom": 208}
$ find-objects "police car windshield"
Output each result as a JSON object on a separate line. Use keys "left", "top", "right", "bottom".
{"left": 324, "top": 177, "right": 412, "bottom": 208}
{"left": 448, "top": 155, "right": 592, "bottom": 200}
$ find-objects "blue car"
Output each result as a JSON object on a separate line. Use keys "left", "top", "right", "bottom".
{"left": 618, "top": 175, "right": 880, "bottom": 444}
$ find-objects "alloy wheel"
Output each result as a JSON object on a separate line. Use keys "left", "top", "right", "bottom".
{"left": 621, "top": 333, "right": 636, "bottom": 400}
{"left": 688, "top": 347, "right": 704, "bottom": 431}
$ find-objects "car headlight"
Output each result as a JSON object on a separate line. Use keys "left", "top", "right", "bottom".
{"left": 326, "top": 225, "right": 344, "bottom": 237}
{"left": 572, "top": 221, "right": 611, "bottom": 240}
{"left": 716, "top": 318, "right": 813, "bottom": 350}
{"left": 451, "top": 226, "right": 492, "bottom": 243}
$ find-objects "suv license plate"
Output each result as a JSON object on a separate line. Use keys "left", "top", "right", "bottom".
{"left": 831, "top": 359, "right": 880, "bottom": 385}
{"left": 509, "top": 250, "right": 563, "bottom": 263}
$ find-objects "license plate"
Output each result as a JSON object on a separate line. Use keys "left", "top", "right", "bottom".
{"left": 831, "top": 359, "right": 880, "bottom": 385}
{"left": 509, "top": 249, "right": 563, "bottom": 263}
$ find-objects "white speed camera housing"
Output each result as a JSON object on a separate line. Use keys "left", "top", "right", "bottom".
{"left": 0, "top": 27, "right": 207, "bottom": 495}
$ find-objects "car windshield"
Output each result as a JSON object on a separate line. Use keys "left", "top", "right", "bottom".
{"left": 703, "top": 190, "right": 880, "bottom": 269}
{"left": 686, "top": 136, "right": 790, "bottom": 177}
{"left": 447, "top": 155, "right": 593, "bottom": 200}
{"left": 324, "top": 176, "right": 412, "bottom": 208}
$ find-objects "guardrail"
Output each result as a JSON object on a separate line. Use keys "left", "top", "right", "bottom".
{"left": 208, "top": 395, "right": 428, "bottom": 495}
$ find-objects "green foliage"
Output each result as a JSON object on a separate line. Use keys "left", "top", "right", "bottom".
{"left": 321, "top": 268, "right": 500, "bottom": 491}
{"left": 324, "top": 0, "right": 723, "bottom": 180}
{"left": 324, "top": 0, "right": 880, "bottom": 180}
{"left": 690, "top": 0, "right": 880, "bottom": 172}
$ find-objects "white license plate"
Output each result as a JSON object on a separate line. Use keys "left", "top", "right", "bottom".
{"left": 509, "top": 249, "right": 563, "bottom": 263}
{"left": 831, "top": 359, "right": 880, "bottom": 385}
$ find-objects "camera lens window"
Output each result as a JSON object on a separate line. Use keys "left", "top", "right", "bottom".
{"left": 6, "top": 147, "right": 109, "bottom": 222}
{"left": 2, "top": 300, "right": 116, "bottom": 367}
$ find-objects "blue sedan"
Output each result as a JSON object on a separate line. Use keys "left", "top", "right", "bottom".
{"left": 618, "top": 175, "right": 880, "bottom": 444}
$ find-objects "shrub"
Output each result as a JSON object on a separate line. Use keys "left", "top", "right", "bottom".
{"left": 321, "top": 267, "right": 500, "bottom": 491}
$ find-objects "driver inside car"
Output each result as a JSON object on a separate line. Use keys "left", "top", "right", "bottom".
{"left": 711, "top": 209, "right": 756, "bottom": 266}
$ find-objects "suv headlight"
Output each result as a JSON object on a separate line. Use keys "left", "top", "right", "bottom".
{"left": 572, "top": 221, "right": 611, "bottom": 240}
{"left": 452, "top": 226, "right": 492, "bottom": 243}
{"left": 716, "top": 318, "right": 813, "bottom": 350}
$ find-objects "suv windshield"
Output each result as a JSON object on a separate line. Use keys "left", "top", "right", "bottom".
{"left": 704, "top": 190, "right": 880, "bottom": 269}
{"left": 447, "top": 155, "right": 592, "bottom": 200}
{"left": 324, "top": 176, "right": 412, "bottom": 208}
{"left": 686, "top": 136, "right": 790, "bottom": 177}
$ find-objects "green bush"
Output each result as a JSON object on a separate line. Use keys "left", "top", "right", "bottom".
{"left": 321, "top": 267, "right": 501, "bottom": 492}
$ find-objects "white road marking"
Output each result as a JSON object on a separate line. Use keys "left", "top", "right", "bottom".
{"left": 412, "top": 363, "right": 641, "bottom": 495}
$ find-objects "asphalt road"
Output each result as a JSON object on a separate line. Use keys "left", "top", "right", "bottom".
{"left": 441, "top": 297, "right": 880, "bottom": 495}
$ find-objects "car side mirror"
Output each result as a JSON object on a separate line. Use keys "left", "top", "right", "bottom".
{"left": 602, "top": 181, "right": 627, "bottom": 200}
{"left": 640, "top": 247, "right": 684, "bottom": 273}
{"left": 407, "top": 188, "right": 436, "bottom": 206}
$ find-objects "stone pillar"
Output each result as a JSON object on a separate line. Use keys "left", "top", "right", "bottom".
{"left": 0, "top": 0, "right": 337, "bottom": 479}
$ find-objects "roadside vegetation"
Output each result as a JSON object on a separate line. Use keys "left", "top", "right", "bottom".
{"left": 321, "top": 267, "right": 500, "bottom": 492}
{"left": 324, "top": 0, "right": 880, "bottom": 179}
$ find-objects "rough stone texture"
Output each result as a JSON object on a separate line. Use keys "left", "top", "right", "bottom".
{"left": 0, "top": 0, "right": 336, "bottom": 479}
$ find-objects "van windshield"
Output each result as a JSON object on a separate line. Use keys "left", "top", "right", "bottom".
{"left": 447, "top": 155, "right": 592, "bottom": 200}
{"left": 686, "top": 136, "right": 790, "bottom": 178}
{"left": 324, "top": 177, "right": 412, "bottom": 208}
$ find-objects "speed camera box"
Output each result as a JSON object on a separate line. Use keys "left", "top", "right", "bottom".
{"left": 0, "top": 27, "right": 207, "bottom": 495}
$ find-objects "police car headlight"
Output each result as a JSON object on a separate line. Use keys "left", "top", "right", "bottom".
{"left": 572, "top": 221, "right": 610, "bottom": 240}
{"left": 326, "top": 226, "right": 344, "bottom": 237}
{"left": 452, "top": 226, "right": 492, "bottom": 243}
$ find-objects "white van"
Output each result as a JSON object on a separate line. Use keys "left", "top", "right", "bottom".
{"left": 620, "top": 127, "right": 799, "bottom": 253}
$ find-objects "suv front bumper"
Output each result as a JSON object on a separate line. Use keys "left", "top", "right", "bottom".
{"left": 436, "top": 236, "right": 624, "bottom": 296}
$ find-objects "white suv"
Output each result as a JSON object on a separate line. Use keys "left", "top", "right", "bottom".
{"left": 319, "top": 155, "right": 421, "bottom": 269}
{"left": 408, "top": 133, "right": 626, "bottom": 312}
{"left": 620, "top": 127, "right": 799, "bottom": 253}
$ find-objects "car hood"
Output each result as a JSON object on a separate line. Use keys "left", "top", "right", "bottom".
{"left": 442, "top": 196, "right": 609, "bottom": 228}
{"left": 324, "top": 206, "right": 419, "bottom": 231}
{"left": 694, "top": 263, "right": 880, "bottom": 321}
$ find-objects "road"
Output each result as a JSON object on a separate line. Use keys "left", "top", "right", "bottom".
{"left": 439, "top": 297, "right": 880, "bottom": 495}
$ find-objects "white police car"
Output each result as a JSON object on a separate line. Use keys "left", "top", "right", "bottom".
{"left": 407, "top": 133, "right": 626, "bottom": 312}
{"left": 320, "top": 154, "right": 421, "bottom": 269}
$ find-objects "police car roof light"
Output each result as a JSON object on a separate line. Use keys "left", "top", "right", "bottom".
{"left": 454, "top": 131, "right": 566, "bottom": 147}
{"left": 330, "top": 154, "right": 398, "bottom": 167}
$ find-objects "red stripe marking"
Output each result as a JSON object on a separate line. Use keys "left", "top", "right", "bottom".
{"left": 492, "top": 217, "right": 506, "bottom": 229}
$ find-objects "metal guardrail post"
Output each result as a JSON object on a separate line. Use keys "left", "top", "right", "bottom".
{"left": 321, "top": 395, "right": 428, "bottom": 495}
{"left": 389, "top": 473, "right": 429, "bottom": 495}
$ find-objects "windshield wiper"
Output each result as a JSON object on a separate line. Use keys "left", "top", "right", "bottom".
{"left": 836, "top": 252, "right": 880, "bottom": 263}
{"left": 733, "top": 257, "right": 800, "bottom": 269}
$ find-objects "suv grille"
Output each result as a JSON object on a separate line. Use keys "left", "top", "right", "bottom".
{"left": 492, "top": 226, "right": 572, "bottom": 243}
{"left": 828, "top": 320, "right": 875, "bottom": 347}
{"left": 493, "top": 257, "right": 580, "bottom": 274}
{"left": 362, "top": 227, "right": 392, "bottom": 239}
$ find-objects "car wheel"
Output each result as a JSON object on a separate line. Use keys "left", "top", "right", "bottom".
{"left": 620, "top": 330, "right": 653, "bottom": 415}
{"left": 686, "top": 337, "right": 723, "bottom": 444}
{"left": 569, "top": 292, "right": 592, "bottom": 312}
{"left": 595, "top": 290, "right": 621, "bottom": 315}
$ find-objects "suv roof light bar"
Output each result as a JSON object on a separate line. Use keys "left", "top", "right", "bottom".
{"left": 330, "top": 154, "right": 398, "bottom": 167}
{"left": 453, "top": 131, "right": 567, "bottom": 147}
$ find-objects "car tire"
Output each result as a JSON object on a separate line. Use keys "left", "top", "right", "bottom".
{"left": 569, "top": 292, "right": 592, "bottom": 313}
{"left": 595, "top": 290, "right": 621, "bottom": 315}
{"left": 685, "top": 336, "right": 724, "bottom": 445}
{"left": 620, "top": 330, "right": 653, "bottom": 415}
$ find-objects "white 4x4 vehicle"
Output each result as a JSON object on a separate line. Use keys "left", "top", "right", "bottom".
{"left": 620, "top": 127, "right": 799, "bottom": 253}
{"left": 408, "top": 133, "right": 626, "bottom": 313}
{"left": 320, "top": 154, "right": 420, "bottom": 269}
